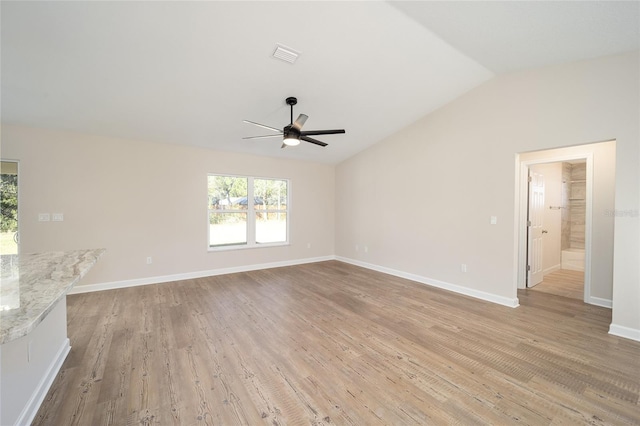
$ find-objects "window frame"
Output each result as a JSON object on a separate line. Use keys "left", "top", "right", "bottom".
{"left": 207, "top": 173, "right": 290, "bottom": 251}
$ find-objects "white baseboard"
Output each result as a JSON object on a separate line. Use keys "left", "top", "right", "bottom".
{"left": 336, "top": 256, "right": 519, "bottom": 308}
{"left": 609, "top": 324, "right": 640, "bottom": 342}
{"left": 589, "top": 296, "right": 612, "bottom": 309}
{"left": 69, "top": 256, "right": 335, "bottom": 294}
{"left": 65, "top": 255, "right": 636, "bottom": 343}
{"left": 16, "top": 338, "right": 71, "bottom": 426}
{"left": 71, "top": 255, "right": 519, "bottom": 308}
{"left": 543, "top": 264, "right": 561, "bottom": 275}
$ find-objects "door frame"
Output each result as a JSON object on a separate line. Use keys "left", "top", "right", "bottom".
{"left": 515, "top": 152, "right": 593, "bottom": 303}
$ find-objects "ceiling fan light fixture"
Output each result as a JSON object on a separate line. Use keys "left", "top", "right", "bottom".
{"left": 283, "top": 135, "right": 300, "bottom": 146}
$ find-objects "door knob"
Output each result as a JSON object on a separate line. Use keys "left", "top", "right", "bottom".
{"left": 542, "top": 230, "right": 548, "bottom": 234}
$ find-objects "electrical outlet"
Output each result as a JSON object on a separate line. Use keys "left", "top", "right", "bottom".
{"left": 364, "top": 245, "right": 369, "bottom": 253}
{"left": 461, "top": 264, "right": 467, "bottom": 273}
{"left": 146, "top": 256, "right": 153, "bottom": 264}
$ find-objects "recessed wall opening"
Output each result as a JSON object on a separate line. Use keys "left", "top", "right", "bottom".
{"left": 514, "top": 140, "right": 616, "bottom": 308}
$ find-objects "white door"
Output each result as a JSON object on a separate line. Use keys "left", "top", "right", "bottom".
{"left": 527, "top": 169, "right": 544, "bottom": 287}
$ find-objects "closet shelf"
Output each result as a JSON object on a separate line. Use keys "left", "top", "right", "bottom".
{"left": 569, "top": 198, "right": 585, "bottom": 200}
{"left": 570, "top": 179, "right": 586, "bottom": 183}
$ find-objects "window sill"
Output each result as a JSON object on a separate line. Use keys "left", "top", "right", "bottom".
{"left": 207, "top": 242, "right": 290, "bottom": 252}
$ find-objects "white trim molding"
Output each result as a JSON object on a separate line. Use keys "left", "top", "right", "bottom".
{"left": 589, "top": 297, "right": 612, "bottom": 309}
{"left": 542, "top": 264, "right": 561, "bottom": 276}
{"left": 609, "top": 324, "right": 640, "bottom": 342}
{"left": 69, "top": 256, "right": 335, "bottom": 294}
{"left": 71, "top": 255, "right": 520, "bottom": 309}
{"left": 336, "top": 256, "right": 520, "bottom": 308}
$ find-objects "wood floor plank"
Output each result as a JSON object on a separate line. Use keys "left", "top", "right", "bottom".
{"left": 33, "top": 261, "right": 640, "bottom": 425}
{"left": 531, "top": 269, "right": 584, "bottom": 300}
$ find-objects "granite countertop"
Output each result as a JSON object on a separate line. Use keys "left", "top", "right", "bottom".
{"left": 0, "top": 248, "right": 105, "bottom": 345}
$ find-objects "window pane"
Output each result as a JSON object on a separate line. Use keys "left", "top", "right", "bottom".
{"left": 256, "top": 212, "right": 287, "bottom": 244}
{"left": 1, "top": 161, "right": 19, "bottom": 255}
{"left": 209, "top": 212, "right": 247, "bottom": 246}
{"left": 208, "top": 176, "right": 248, "bottom": 210}
{"left": 254, "top": 179, "right": 287, "bottom": 210}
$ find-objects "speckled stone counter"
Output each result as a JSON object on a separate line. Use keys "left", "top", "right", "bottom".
{"left": 0, "top": 248, "right": 105, "bottom": 345}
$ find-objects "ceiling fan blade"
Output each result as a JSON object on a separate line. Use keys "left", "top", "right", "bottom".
{"left": 243, "top": 134, "right": 283, "bottom": 140}
{"left": 300, "top": 135, "right": 328, "bottom": 147}
{"left": 292, "top": 114, "right": 308, "bottom": 131}
{"left": 300, "top": 129, "right": 345, "bottom": 136}
{"left": 243, "top": 120, "right": 282, "bottom": 133}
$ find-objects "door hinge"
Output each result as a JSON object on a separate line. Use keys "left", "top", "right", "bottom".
{"left": 528, "top": 176, "right": 532, "bottom": 182}
{"left": 527, "top": 220, "right": 531, "bottom": 227}
{"left": 527, "top": 265, "right": 531, "bottom": 271}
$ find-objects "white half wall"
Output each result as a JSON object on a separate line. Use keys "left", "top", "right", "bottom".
{"left": 0, "top": 299, "right": 70, "bottom": 426}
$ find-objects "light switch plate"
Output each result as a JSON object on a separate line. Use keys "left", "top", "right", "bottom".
{"left": 52, "top": 213, "right": 64, "bottom": 222}
{"left": 38, "top": 213, "right": 50, "bottom": 222}
{"left": 490, "top": 216, "right": 497, "bottom": 225}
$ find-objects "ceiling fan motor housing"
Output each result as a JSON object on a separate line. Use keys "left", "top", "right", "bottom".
{"left": 283, "top": 125, "right": 300, "bottom": 137}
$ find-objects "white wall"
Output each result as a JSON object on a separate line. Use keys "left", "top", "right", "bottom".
{"left": 335, "top": 51, "right": 639, "bottom": 336}
{"left": 530, "top": 163, "right": 562, "bottom": 275}
{"left": 2, "top": 125, "right": 335, "bottom": 287}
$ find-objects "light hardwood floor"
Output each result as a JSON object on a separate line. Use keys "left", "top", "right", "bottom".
{"left": 34, "top": 261, "right": 640, "bottom": 425}
{"left": 530, "top": 269, "right": 584, "bottom": 300}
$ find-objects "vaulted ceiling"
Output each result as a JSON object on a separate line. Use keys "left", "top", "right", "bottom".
{"left": 2, "top": 1, "right": 638, "bottom": 164}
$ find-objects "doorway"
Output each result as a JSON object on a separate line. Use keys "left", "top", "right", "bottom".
{"left": 518, "top": 150, "right": 593, "bottom": 303}
{"left": 526, "top": 160, "right": 586, "bottom": 300}
{"left": 516, "top": 140, "right": 616, "bottom": 308}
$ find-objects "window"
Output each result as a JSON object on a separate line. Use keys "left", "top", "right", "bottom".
{"left": 208, "top": 174, "right": 288, "bottom": 249}
{"left": 1, "top": 161, "right": 19, "bottom": 256}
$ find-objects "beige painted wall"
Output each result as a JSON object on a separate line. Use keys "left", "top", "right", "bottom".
{"left": 529, "top": 162, "right": 562, "bottom": 275}
{"left": 335, "top": 51, "right": 638, "bottom": 333}
{"left": 2, "top": 125, "right": 335, "bottom": 286}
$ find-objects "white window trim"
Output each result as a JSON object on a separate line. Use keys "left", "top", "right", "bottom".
{"left": 207, "top": 174, "right": 290, "bottom": 251}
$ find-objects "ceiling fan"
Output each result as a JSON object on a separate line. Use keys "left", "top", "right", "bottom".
{"left": 243, "top": 97, "right": 345, "bottom": 148}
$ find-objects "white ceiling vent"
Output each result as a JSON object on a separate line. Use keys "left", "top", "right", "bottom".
{"left": 272, "top": 44, "right": 300, "bottom": 64}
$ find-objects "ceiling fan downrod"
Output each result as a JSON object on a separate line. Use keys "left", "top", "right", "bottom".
{"left": 286, "top": 97, "right": 297, "bottom": 125}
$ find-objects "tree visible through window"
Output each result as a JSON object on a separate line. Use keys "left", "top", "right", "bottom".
{"left": 1, "top": 161, "right": 19, "bottom": 255}
{"left": 208, "top": 175, "right": 288, "bottom": 248}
